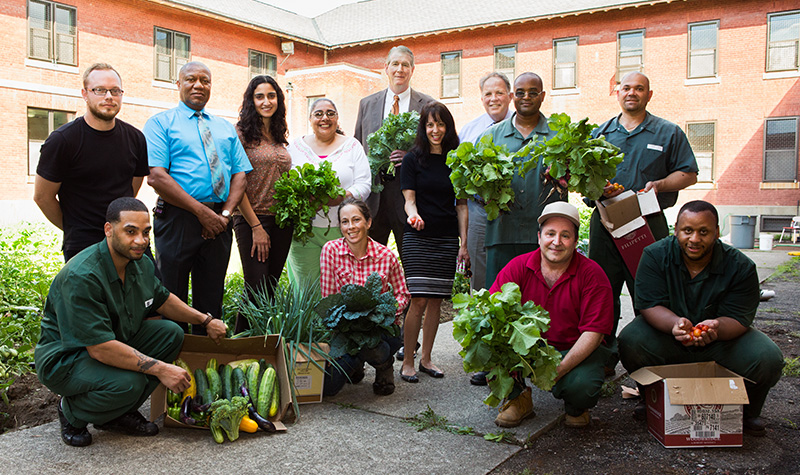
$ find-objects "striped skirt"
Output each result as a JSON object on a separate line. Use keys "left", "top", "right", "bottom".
{"left": 402, "top": 232, "right": 458, "bottom": 298}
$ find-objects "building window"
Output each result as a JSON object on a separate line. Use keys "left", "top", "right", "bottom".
{"left": 687, "top": 122, "right": 716, "bottom": 182}
{"left": 494, "top": 45, "right": 516, "bottom": 80}
{"left": 27, "top": 0, "right": 77, "bottom": 66}
{"left": 763, "top": 117, "right": 798, "bottom": 182}
{"left": 154, "top": 27, "right": 190, "bottom": 82}
{"left": 27, "top": 107, "right": 73, "bottom": 175}
{"left": 767, "top": 11, "right": 800, "bottom": 72}
{"left": 249, "top": 50, "right": 277, "bottom": 78}
{"left": 617, "top": 30, "right": 644, "bottom": 82}
{"left": 688, "top": 21, "right": 718, "bottom": 78}
{"left": 441, "top": 51, "right": 461, "bottom": 98}
{"left": 553, "top": 37, "right": 578, "bottom": 89}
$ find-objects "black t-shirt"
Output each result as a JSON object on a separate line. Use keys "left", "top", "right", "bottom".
{"left": 36, "top": 117, "right": 149, "bottom": 253}
{"left": 400, "top": 149, "right": 458, "bottom": 238}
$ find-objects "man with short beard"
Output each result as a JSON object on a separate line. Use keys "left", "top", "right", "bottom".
{"left": 34, "top": 63, "right": 150, "bottom": 261}
{"left": 618, "top": 200, "right": 784, "bottom": 436}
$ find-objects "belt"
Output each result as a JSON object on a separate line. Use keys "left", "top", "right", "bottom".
{"left": 200, "top": 202, "right": 224, "bottom": 212}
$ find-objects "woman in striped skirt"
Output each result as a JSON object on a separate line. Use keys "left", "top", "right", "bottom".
{"left": 399, "top": 101, "right": 469, "bottom": 383}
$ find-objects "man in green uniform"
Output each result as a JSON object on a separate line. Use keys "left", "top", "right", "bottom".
{"left": 35, "top": 197, "right": 227, "bottom": 447}
{"left": 589, "top": 71, "right": 698, "bottom": 368}
{"left": 618, "top": 200, "right": 784, "bottom": 436}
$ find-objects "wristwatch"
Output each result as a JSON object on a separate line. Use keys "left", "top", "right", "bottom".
{"left": 221, "top": 209, "right": 231, "bottom": 218}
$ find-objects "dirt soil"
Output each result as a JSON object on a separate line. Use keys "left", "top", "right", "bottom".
{"left": 491, "top": 266, "right": 800, "bottom": 475}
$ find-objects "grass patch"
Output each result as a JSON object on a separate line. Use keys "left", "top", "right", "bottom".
{"left": 783, "top": 357, "right": 800, "bottom": 377}
{"left": 405, "top": 405, "right": 474, "bottom": 435}
{"left": 768, "top": 256, "right": 800, "bottom": 281}
{"left": 600, "top": 379, "right": 618, "bottom": 398}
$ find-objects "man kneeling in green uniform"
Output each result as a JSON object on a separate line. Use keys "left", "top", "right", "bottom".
{"left": 619, "top": 200, "right": 784, "bottom": 436}
{"left": 35, "top": 197, "right": 227, "bottom": 447}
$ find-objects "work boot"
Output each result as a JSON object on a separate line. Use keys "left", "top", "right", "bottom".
{"left": 470, "top": 371, "right": 488, "bottom": 386}
{"left": 633, "top": 400, "right": 647, "bottom": 421}
{"left": 372, "top": 359, "right": 395, "bottom": 396}
{"left": 744, "top": 416, "right": 767, "bottom": 437}
{"left": 348, "top": 363, "right": 365, "bottom": 385}
{"left": 494, "top": 387, "right": 535, "bottom": 427}
{"left": 94, "top": 410, "right": 159, "bottom": 436}
{"left": 564, "top": 410, "right": 591, "bottom": 428}
{"left": 58, "top": 399, "right": 92, "bottom": 447}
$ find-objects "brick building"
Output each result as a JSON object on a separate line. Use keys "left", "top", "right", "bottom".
{"left": 1, "top": 0, "right": 798, "bottom": 233}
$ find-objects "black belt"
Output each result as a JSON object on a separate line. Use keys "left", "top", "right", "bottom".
{"left": 200, "top": 202, "right": 224, "bottom": 212}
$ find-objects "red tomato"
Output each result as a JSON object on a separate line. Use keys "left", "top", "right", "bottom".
{"left": 409, "top": 216, "right": 418, "bottom": 225}
{"left": 693, "top": 328, "right": 702, "bottom": 337}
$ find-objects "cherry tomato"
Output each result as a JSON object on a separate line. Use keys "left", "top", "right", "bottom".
{"left": 698, "top": 324, "right": 709, "bottom": 332}
{"left": 409, "top": 216, "right": 418, "bottom": 225}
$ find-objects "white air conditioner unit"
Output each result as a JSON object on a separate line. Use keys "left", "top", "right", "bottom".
{"left": 281, "top": 42, "right": 294, "bottom": 55}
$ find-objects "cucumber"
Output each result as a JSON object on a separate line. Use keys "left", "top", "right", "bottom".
{"left": 206, "top": 358, "right": 217, "bottom": 371}
{"left": 258, "top": 358, "right": 267, "bottom": 375}
{"left": 269, "top": 376, "right": 279, "bottom": 417}
{"left": 232, "top": 367, "right": 246, "bottom": 397}
{"left": 257, "top": 367, "right": 276, "bottom": 418}
{"left": 246, "top": 362, "right": 260, "bottom": 404}
{"left": 203, "top": 388, "right": 215, "bottom": 405}
{"left": 221, "top": 364, "right": 233, "bottom": 400}
{"left": 194, "top": 369, "right": 209, "bottom": 404}
{"left": 206, "top": 366, "right": 222, "bottom": 401}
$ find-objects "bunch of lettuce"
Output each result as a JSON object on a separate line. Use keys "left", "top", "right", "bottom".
{"left": 446, "top": 134, "right": 533, "bottom": 220}
{"left": 367, "top": 111, "right": 420, "bottom": 192}
{"left": 452, "top": 282, "right": 562, "bottom": 407}
{"left": 269, "top": 161, "right": 345, "bottom": 245}
{"left": 519, "top": 113, "right": 624, "bottom": 200}
{"left": 314, "top": 272, "right": 399, "bottom": 358}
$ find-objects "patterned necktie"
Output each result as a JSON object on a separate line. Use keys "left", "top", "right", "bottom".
{"left": 391, "top": 95, "right": 399, "bottom": 115}
{"left": 195, "top": 111, "right": 227, "bottom": 200}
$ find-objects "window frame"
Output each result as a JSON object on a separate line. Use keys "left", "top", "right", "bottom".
{"left": 27, "top": 107, "right": 74, "bottom": 176}
{"left": 766, "top": 10, "right": 800, "bottom": 72}
{"left": 153, "top": 26, "right": 191, "bottom": 83}
{"left": 616, "top": 29, "right": 645, "bottom": 82}
{"left": 686, "top": 121, "right": 717, "bottom": 183}
{"left": 248, "top": 49, "right": 278, "bottom": 78}
{"left": 687, "top": 20, "right": 719, "bottom": 79}
{"left": 553, "top": 37, "right": 579, "bottom": 89}
{"left": 762, "top": 116, "right": 799, "bottom": 183}
{"left": 27, "top": 0, "right": 77, "bottom": 66}
{"left": 494, "top": 44, "right": 516, "bottom": 81}
{"left": 440, "top": 51, "right": 462, "bottom": 99}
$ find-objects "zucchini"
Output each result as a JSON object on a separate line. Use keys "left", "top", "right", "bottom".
{"left": 269, "top": 376, "right": 279, "bottom": 417}
{"left": 257, "top": 367, "right": 276, "bottom": 418}
{"left": 246, "top": 362, "right": 260, "bottom": 404}
{"left": 206, "top": 358, "right": 217, "bottom": 372}
{"left": 232, "top": 367, "right": 246, "bottom": 396}
{"left": 206, "top": 366, "right": 222, "bottom": 401}
{"left": 221, "top": 364, "right": 233, "bottom": 400}
{"left": 194, "top": 369, "right": 209, "bottom": 404}
{"left": 227, "top": 358, "right": 259, "bottom": 371}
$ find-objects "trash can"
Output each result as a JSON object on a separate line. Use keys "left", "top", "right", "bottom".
{"left": 759, "top": 233, "right": 774, "bottom": 251}
{"left": 730, "top": 215, "right": 756, "bottom": 249}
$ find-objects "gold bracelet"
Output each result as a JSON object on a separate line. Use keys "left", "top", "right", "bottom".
{"left": 202, "top": 313, "right": 214, "bottom": 327}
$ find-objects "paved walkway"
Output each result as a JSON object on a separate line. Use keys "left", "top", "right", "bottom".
{"left": 0, "top": 247, "right": 796, "bottom": 474}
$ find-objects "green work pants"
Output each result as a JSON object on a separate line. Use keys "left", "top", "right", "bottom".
{"left": 485, "top": 243, "right": 538, "bottom": 289}
{"left": 619, "top": 315, "right": 784, "bottom": 418}
{"left": 43, "top": 319, "right": 184, "bottom": 428}
{"left": 287, "top": 226, "right": 342, "bottom": 288}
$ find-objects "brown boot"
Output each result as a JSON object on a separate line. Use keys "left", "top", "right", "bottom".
{"left": 495, "top": 387, "right": 535, "bottom": 427}
{"left": 372, "top": 359, "right": 395, "bottom": 396}
{"left": 564, "top": 410, "right": 590, "bottom": 428}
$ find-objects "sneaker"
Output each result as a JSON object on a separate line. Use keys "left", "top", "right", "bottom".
{"left": 494, "top": 387, "right": 535, "bottom": 428}
{"left": 743, "top": 416, "right": 767, "bottom": 437}
{"left": 564, "top": 410, "right": 591, "bottom": 428}
{"left": 58, "top": 399, "right": 92, "bottom": 447}
{"left": 94, "top": 410, "right": 159, "bottom": 436}
{"left": 470, "top": 371, "right": 488, "bottom": 386}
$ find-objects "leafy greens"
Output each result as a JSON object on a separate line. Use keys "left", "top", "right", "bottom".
{"left": 367, "top": 111, "right": 419, "bottom": 192}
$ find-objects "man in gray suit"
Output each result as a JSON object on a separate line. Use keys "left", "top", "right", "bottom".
{"left": 354, "top": 45, "right": 434, "bottom": 259}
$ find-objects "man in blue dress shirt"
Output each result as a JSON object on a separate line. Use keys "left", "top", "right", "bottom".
{"left": 144, "top": 62, "right": 251, "bottom": 334}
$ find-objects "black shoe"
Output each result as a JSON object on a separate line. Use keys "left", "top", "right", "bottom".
{"left": 419, "top": 363, "right": 444, "bottom": 378}
{"left": 348, "top": 364, "right": 365, "bottom": 385}
{"left": 372, "top": 360, "right": 395, "bottom": 396}
{"left": 58, "top": 399, "right": 92, "bottom": 447}
{"left": 633, "top": 400, "right": 647, "bottom": 421}
{"left": 743, "top": 416, "right": 767, "bottom": 437}
{"left": 470, "top": 371, "right": 488, "bottom": 386}
{"left": 95, "top": 410, "right": 159, "bottom": 436}
{"left": 400, "top": 373, "right": 419, "bottom": 383}
{"left": 395, "top": 342, "right": 421, "bottom": 361}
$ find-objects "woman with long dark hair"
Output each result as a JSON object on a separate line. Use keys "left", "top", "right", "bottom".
{"left": 232, "top": 75, "right": 294, "bottom": 333}
{"left": 399, "top": 101, "right": 469, "bottom": 383}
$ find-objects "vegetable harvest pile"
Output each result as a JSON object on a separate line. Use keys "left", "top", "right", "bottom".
{"left": 367, "top": 111, "right": 419, "bottom": 192}
{"left": 314, "top": 272, "right": 399, "bottom": 358}
{"left": 269, "top": 161, "right": 345, "bottom": 245}
{"left": 166, "top": 357, "right": 281, "bottom": 443}
{"left": 452, "top": 283, "right": 562, "bottom": 407}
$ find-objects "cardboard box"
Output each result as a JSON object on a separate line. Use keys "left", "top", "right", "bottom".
{"left": 150, "top": 335, "right": 291, "bottom": 432}
{"left": 595, "top": 190, "right": 659, "bottom": 277}
{"left": 630, "top": 362, "right": 750, "bottom": 448}
{"left": 292, "top": 343, "right": 329, "bottom": 404}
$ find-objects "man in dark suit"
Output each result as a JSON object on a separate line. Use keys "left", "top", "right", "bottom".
{"left": 354, "top": 45, "right": 434, "bottom": 259}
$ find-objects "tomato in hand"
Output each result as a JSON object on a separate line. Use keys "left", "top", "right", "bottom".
{"left": 693, "top": 327, "right": 703, "bottom": 337}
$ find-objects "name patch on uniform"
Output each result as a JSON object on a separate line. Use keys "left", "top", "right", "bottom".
{"left": 145, "top": 298, "right": 153, "bottom": 308}
{"left": 647, "top": 143, "right": 663, "bottom": 152}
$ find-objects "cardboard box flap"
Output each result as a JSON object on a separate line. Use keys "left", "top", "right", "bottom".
{"left": 665, "top": 377, "right": 750, "bottom": 405}
{"left": 631, "top": 361, "right": 744, "bottom": 380}
{"left": 293, "top": 342, "right": 330, "bottom": 365}
{"left": 636, "top": 189, "right": 661, "bottom": 216}
{"left": 629, "top": 366, "right": 665, "bottom": 386}
{"left": 608, "top": 216, "right": 647, "bottom": 238}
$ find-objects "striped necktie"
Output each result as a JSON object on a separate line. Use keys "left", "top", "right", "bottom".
{"left": 195, "top": 111, "right": 227, "bottom": 200}
{"left": 391, "top": 95, "right": 399, "bottom": 115}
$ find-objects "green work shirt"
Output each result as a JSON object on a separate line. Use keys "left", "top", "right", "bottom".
{"left": 35, "top": 240, "right": 171, "bottom": 384}
{"left": 480, "top": 112, "right": 563, "bottom": 247}
{"left": 634, "top": 236, "right": 759, "bottom": 327}
{"left": 592, "top": 112, "right": 698, "bottom": 210}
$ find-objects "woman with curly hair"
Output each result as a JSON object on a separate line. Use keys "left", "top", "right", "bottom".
{"left": 232, "top": 75, "right": 293, "bottom": 333}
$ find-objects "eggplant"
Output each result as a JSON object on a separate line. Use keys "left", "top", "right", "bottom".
{"left": 179, "top": 396, "right": 197, "bottom": 426}
{"left": 248, "top": 404, "right": 276, "bottom": 433}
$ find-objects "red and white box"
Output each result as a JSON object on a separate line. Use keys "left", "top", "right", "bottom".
{"left": 595, "top": 189, "right": 660, "bottom": 277}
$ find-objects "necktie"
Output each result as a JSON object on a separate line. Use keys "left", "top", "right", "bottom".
{"left": 391, "top": 95, "right": 399, "bottom": 115}
{"left": 195, "top": 111, "right": 227, "bottom": 200}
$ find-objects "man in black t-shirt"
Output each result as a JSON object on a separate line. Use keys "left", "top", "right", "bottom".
{"left": 34, "top": 63, "right": 150, "bottom": 261}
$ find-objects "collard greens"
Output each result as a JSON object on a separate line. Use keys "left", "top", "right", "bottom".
{"left": 452, "top": 282, "right": 562, "bottom": 407}
{"left": 367, "top": 111, "right": 419, "bottom": 192}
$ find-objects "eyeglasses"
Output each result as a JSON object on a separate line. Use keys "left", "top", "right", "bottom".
{"left": 514, "top": 90, "right": 543, "bottom": 98}
{"left": 312, "top": 110, "right": 337, "bottom": 119}
{"left": 89, "top": 87, "right": 124, "bottom": 97}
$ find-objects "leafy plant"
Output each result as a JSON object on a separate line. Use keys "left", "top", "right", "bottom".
{"left": 367, "top": 111, "right": 419, "bottom": 191}
{"left": 452, "top": 282, "right": 562, "bottom": 407}
{"left": 405, "top": 404, "right": 474, "bottom": 435}
{"left": 269, "top": 161, "right": 346, "bottom": 245}
{"left": 447, "top": 135, "right": 533, "bottom": 221}
{"left": 484, "top": 430, "right": 517, "bottom": 444}
{"left": 519, "top": 113, "right": 624, "bottom": 200}
{"left": 314, "top": 272, "right": 399, "bottom": 358}
{"left": 783, "top": 356, "right": 800, "bottom": 377}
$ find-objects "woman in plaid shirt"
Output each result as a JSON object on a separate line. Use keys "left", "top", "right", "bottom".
{"left": 320, "top": 197, "right": 410, "bottom": 396}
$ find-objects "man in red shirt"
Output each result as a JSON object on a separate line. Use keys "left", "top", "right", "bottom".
{"left": 489, "top": 202, "right": 614, "bottom": 428}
